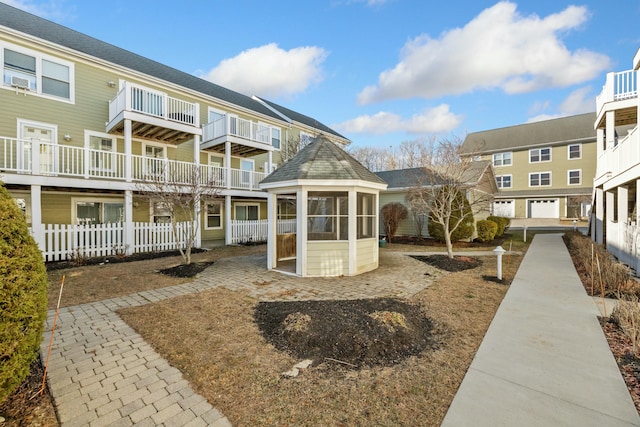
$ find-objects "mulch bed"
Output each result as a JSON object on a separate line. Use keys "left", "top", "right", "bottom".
{"left": 410, "top": 255, "right": 482, "bottom": 272}
{"left": 254, "top": 298, "right": 435, "bottom": 368}
{"left": 45, "top": 248, "right": 208, "bottom": 271}
{"left": 0, "top": 355, "right": 58, "bottom": 426}
{"left": 159, "top": 261, "right": 214, "bottom": 278}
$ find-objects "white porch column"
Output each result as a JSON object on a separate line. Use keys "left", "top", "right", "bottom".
{"left": 605, "top": 190, "right": 616, "bottom": 254}
{"left": 348, "top": 189, "right": 357, "bottom": 275}
{"left": 267, "top": 150, "right": 273, "bottom": 174}
{"left": 619, "top": 186, "right": 629, "bottom": 225}
{"left": 374, "top": 191, "right": 380, "bottom": 267}
{"left": 30, "top": 185, "right": 44, "bottom": 251}
{"left": 193, "top": 134, "right": 201, "bottom": 249}
{"left": 124, "top": 119, "right": 133, "bottom": 182}
{"left": 124, "top": 190, "right": 134, "bottom": 255}
{"left": 606, "top": 111, "right": 615, "bottom": 150}
{"left": 297, "top": 189, "right": 307, "bottom": 277}
{"left": 595, "top": 188, "right": 604, "bottom": 244}
{"left": 225, "top": 141, "right": 231, "bottom": 189}
{"left": 266, "top": 192, "right": 277, "bottom": 270}
{"left": 225, "top": 194, "right": 232, "bottom": 245}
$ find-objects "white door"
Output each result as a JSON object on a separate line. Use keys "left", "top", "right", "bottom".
{"left": 241, "top": 159, "right": 254, "bottom": 186}
{"left": 144, "top": 144, "right": 165, "bottom": 178}
{"left": 20, "top": 123, "right": 56, "bottom": 174}
{"left": 528, "top": 199, "right": 559, "bottom": 218}
{"left": 493, "top": 200, "right": 515, "bottom": 218}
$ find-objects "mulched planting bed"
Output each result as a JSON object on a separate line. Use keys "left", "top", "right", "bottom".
{"left": 255, "top": 298, "right": 435, "bottom": 368}
{"left": 45, "top": 248, "right": 208, "bottom": 271}
{"left": 159, "top": 261, "right": 214, "bottom": 278}
{"left": 410, "top": 254, "right": 482, "bottom": 272}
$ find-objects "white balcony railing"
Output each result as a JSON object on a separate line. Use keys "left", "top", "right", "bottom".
{"left": 596, "top": 125, "right": 640, "bottom": 180}
{"left": 229, "top": 219, "right": 297, "bottom": 245}
{"left": 109, "top": 81, "right": 199, "bottom": 127}
{"left": 202, "top": 114, "right": 272, "bottom": 146}
{"left": 0, "top": 136, "right": 266, "bottom": 191}
{"left": 596, "top": 69, "right": 638, "bottom": 113}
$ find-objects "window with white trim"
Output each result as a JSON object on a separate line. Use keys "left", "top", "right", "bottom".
{"left": 530, "top": 147, "right": 551, "bottom": 163}
{"left": 568, "top": 169, "right": 581, "bottom": 185}
{"left": 235, "top": 203, "right": 259, "bottom": 221}
{"left": 496, "top": 175, "right": 512, "bottom": 189}
{"left": 87, "top": 133, "right": 116, "bottom": 172}
{"left": 2, "top": 43, "right": 73, "bottom": 101}
{"left": 568, "top": 144, "right": 581, "bottom": 159}
{"left": 357, "top": 193, "right": 375, "bottom": 239}
{"left": 151, "top": 201, "right": 171, "bottom": 223}
{"left": 271, "top": 127, "right": 281, "bottom": 149}
{"left": 307, "top": 191, "right": 348, "bottom": 241}
{"left": 529, "top": 172, "right": 551, "bottom": 187}
{"left": 75, "top": 200, "right": 124, "bottom": 225}
{"left": 492, "top": 152, "right": 512, "bottom": 166}
{"left": 205, "top": 201, "right": 222, "bottom": 229}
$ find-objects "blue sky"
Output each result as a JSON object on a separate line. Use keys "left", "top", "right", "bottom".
{"left": 4, "top": 0, "right": 640, "bottom": 150}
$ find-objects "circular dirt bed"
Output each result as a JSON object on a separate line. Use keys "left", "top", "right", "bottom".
{"left": 410, "top": 255, "right": 482, "bottom": 272}
{"left": 254, "top": 298, "right": 436, "bottom": 368}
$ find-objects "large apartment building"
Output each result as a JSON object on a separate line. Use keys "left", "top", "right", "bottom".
{"left": 462, "top": 113, "right": 596, "bottom": 220}
{"left": 0, "top": 4, "right": 349, "bottom": 260}
{"left": 592, "top": 47, "right": 640, "bottom": 272}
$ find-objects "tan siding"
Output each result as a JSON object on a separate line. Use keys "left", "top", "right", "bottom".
{"left": 356, "top": 239, "right": 378, "bottom": 274}
{"left": 380, "top": 192, "right": 425, "bottom": 237}
{"left": 306, "top": 241, "right": 349, "bottom": 276}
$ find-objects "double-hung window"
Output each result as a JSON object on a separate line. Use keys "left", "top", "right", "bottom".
{"left": 530, "top": 147, "right": 551, "bottom": 163}
{"left": 568, "top": 144, "right": 581, "bottom": 159}
{"left": 2, "top": 44, "right": 73, "bottom": 101}
{"left": 492, "top": 152, "right": 512, "bottom": 166}
{"left": 205, "top": 202, "right": 222, "bottom": 229}
{"left": 271, "top": 128, "right": 281, "bottom": 149}
{"left": 496, "top": 175, "right": 512, "bottom": 189}
{"left": 357, "top": 193, "right": 375, "bottom": 239}
{"left": 529, "top": 172, "right": 551, "bottom": 187}
{"left": 568, "top": 170, "right": 581, "bottom": 185}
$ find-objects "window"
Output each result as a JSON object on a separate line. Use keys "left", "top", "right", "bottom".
{"left": 568, "top": 144, "right": 581, "bottom": 159}
{"left": 278, "top": 199, "right": 296, "bottom": 220}
{"left": 152, "top": 201, "right": 171, "bottom": 223}
{"left": 530, "top": 147, "right": 551, "bottom": 163}
{"left": 235, "top": 204, "right": 259, "bottom": 221}
{"left": 300, "top": 132, "right": 314, "bottom": 147}
{"left": 2, "top": 44, "right": 73, "bottom": 101}
{"left": 492, "top": 152, "right": 512, "bottom": 166}
{"left": 87, "top": 133, "right": 116, "bottom": 172}
{"left": 205, "top": 202, "right": 222, "bottom": 229}
{"left": 307, "top": 192, "right": 348, "bottom": 240}
{"left": 271, "top": 128, "right": 281, "bottom": 149}
{"left": 568, "top": 169, "right": 581, "bottom": 185}
{"left": 529, "top": 172, "right": 551, "bottom": 187}
{"left": 75, "top": 201, "right": 124, "bottom": 225}
{"left": 357, "top": 193, "right": 375, "bottom": 239}
{"left": 496, "top": 175, "right": 512, "bottom": 189}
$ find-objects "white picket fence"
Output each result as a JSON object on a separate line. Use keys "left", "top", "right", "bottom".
{"left": 39, "top": 221, "right": 192, "bottom": 262}
{"left": 230, "top": 219, "right": 296, "bottom": 245}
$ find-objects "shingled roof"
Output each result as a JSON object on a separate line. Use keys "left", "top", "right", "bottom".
{"left": 261, "top": 137, "right": 386, "bottom": 185}
{"left": 462, "top": 113, "right": 596, "bottom": 154}
{"left": 0, "top": 3, "right": 302, "bottom": 124}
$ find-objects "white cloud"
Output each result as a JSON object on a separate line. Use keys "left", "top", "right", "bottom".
{"left": 334, "top": 104, "right": 462, "bottom": 135}
{"left": 200, "top": 43, "right": 328, "bottom": 98}
{"left": 358, "top": 2, "right": 610, "bottom": 104}
{"left": 527, "top": 86, "right": 595, "bottom": 122}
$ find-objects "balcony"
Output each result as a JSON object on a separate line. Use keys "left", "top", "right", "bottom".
{"left": 0, "top": 137, "right": 266, "bottom": 191}
{"left": 596, "top": 70, "right": 639, "bottom": 126}
{"left": 201, "top": 114, "right": 274, "bottom": 157}
{"left": 107, "top": 82, "right": 200, "bottom": 144}
{"left": 595, "top": 125, "right": 640, "bottom": 185}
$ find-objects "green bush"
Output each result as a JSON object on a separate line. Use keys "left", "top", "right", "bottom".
{"left": 487, "top": 215, "right": 510, "bottom": 236}
{"left": 0, "top": 184, "right": 48, "bottom": 404}
{"left": 428, "top": 188, "right": 474, "bottom": 242}
{"left": 476, "top": 220, "right": 498, "bottom": 242}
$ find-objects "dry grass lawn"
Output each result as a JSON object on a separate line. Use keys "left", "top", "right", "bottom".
{"left": 118, "top": 252, "right": 523, "bottom": 426}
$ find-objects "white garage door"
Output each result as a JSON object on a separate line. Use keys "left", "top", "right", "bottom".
{"left": 493, "top": 200, "right": 515, "bottom": 217}
{"left": 528, "top": 199, "right": 559, "bottom": 218}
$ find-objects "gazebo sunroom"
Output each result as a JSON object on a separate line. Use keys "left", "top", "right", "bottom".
{"left": 260, "top": 137, "right": 387, "bottom": 277}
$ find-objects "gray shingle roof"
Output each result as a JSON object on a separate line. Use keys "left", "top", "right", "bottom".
{"left": 261, "top": 137, "right": 385, "bottom": 185}
{"left": 374, "top": 168, "right": 443, "bottom": 189}
{"left": 462, "top": 113, "right": 597, "bottom": 154}
{"left": 255, "top": 97, "right": 349, "bottom": 141}
{"left": 0, "top": 3, "right": 333, "bottom": 128}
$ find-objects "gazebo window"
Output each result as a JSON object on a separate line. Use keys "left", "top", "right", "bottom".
{"left": 307, "top": 191, "right": 348, "bottom": 240}
{"left": 357, "top": 193, "right": 375, "bottom": 239}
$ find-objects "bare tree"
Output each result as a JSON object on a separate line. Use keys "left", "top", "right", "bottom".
{"left": 409, "top": 137, "right": 493, "bottom": 258}
{"left": 136, "top": 161, "right": 221, "bottom": 264}
{"left": 281, "top": 134, "right": 315, "bottom": 163}
{"left": 381, "top": 202, "right": 408, "bottom": 243}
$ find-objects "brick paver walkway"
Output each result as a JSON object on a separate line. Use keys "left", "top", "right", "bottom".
{"left": 41, "top": 250, "right": 485, "bottom": 426}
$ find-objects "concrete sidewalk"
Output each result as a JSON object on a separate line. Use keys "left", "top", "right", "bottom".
{"left": 442, "top": 233, "right": 640, "bottom": 426}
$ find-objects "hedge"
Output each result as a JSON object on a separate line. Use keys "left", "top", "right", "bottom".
{"left": 476, "top": 219, "right": 498, "bottom": 242}
{"left": 428, "top": 188, "right": 474, "bottom": 242}
{"left": 487, "top": 215, "right": 510, "bottom": 236}
{"left": 0, "top": 184, "right": 48, "bottom": 404}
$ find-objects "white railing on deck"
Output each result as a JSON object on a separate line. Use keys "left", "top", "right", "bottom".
{"left": 39, "top": 221, "right": 191, "bottom": 262}
{"left": 0, "top": 136, "right": 266, "bottom": 190}
{"left": 109, "top": 81, "right": 198, "bottom": 126}
{"left": 230, "top": 219, "right": 297, "bottom": 244}
{"left": 201, "top": 114, "right": 273, "bottom": 146}
{"left": 597, "top": 69, "right": 638, "bottom": 113}
{"left": 598, "top": 125, "right": 640, "bottom": 180}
